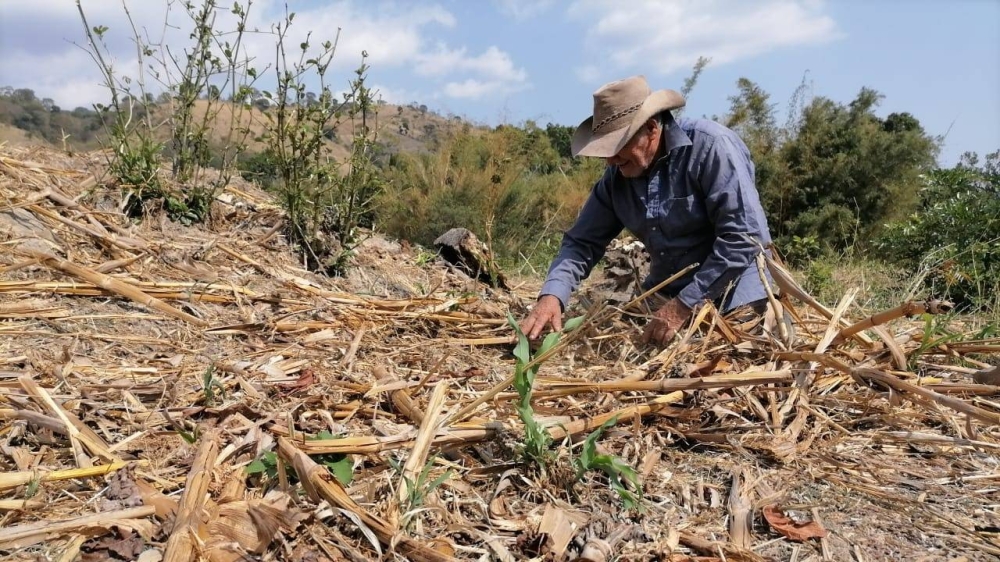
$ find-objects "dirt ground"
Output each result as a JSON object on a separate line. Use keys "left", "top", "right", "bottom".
{"left": 0, "top": 145, "right": 998, "bottom": 562}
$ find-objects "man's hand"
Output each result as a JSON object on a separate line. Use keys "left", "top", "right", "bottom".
{"left": 642, "top": 297, "right": 692, "bottom": 346}
{"left": 519, "top": 295, "right": 563, "bottom": 340}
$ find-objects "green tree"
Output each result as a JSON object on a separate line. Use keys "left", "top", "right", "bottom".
{"left": 875, "top": 152, "right": 1000, "bottom": 310}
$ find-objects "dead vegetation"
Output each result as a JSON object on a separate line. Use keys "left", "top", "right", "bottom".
{"left": 0, "top": 145, "right": 998, "bottom": 561}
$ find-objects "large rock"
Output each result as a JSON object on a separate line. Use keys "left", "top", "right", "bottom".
{"left": 433, "top": 228, "right": 508, "bottom": 289}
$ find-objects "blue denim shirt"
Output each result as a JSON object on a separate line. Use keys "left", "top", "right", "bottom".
{"left": 540, "top": 115, "right": 773, "bottom": 313}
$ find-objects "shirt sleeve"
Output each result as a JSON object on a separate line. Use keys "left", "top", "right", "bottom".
{"left": 540, "top": 168, "right": 624, "bottom": 308}
{"left": 676, "top": 135, "right": 767, "bottom": 309}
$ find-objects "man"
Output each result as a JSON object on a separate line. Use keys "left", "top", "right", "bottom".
{"left": 520, "top": 75, "right": 774, "bottom": 345}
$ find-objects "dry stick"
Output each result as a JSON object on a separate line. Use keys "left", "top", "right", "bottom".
{"left": 0, "top": 506, "right": 155, "bottom": 546}
{"left": 95, "top": 252, "right": 147, "bottom": 274}
{"left": 833, "top": 299, "right": 953, "bottom": 346}
{"left": 13, "top": 409, "right": 68, "bottom": 434}
{"left": 870, "top": 324, "right": 908, "bottom": 371}
{"left": 293, "top": 427, "right": 497, "bottom": 455}
{"left": 678, "top": 531, "right": 767, "bottom": 562}
{"left": 0, "top": 461, "right": 132, "bottom": 492}
{"left": 876, "top": 431, "right": 1000, "bottom": 451}
{"left": 781, "top": 289, "right": 858, "bottom": 437}
{"left": 448, "top": 263, "right": 700, "bottom": 424}
{"left": 45, "top": 187, "right": 117, "bottom": 239}
{"left": 379, "top": 367, "right": 426, "bottom": 425}
{"left": 544, "top": 391, "right": 684, "bottom": 441}
{"left": 853, "top": 368, "right": 1000, "bottom": 426}
{"left": 575, "top": 524, "right": 636, "bottom": 562}
{"left": 529, "top": 370, "right": 793, "bottom": 400}
{"left": 728, "top": 470, "right": 752, "bottom": 549}
{"left": 758, "top": 249, "right": 874, "bottom": 346}
{"left": 0, "top": 259, "right": 41, "bottom": 274}
{"left": 26, "top": 204, "right": 146, "bottom": 251}
{"left": 756, "top": 252, "right": 789, "bottom": 346}
{"left": 276, "top": 437, "right": 458, "bottom": 562}
{"left": 339, "top": 326, "right": 366, "bottom": 370}
{"left": 24, "top": 250, "right": 209, "bottom": 326}
{"left": 0, "top": 499, "right": 44, "bottom": 511}
{"left": 18, "top": 376, "right": 120, "bottom": 466}
{"left": 162, "top": 431, "right": 220, "bottom": 562}
{"left": 393, "top": 382, "right": 449, "bottom": 530}
{"left": 296, "top": 393, "right": 686, "bottom": 456}
{"left": 785, "top": 352, "right": 1000, "bottom": 425}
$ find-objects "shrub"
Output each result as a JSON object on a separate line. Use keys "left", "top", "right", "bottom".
{"left": 875, "top": 153, "right": 1000, "bottom": 311}
{"left": 76, "top": 0, "right": 259, "bottom": 223}
{"left": 257, "top": 9, "right": 383, "bottom": 274}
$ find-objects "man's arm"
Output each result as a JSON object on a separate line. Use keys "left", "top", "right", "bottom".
{"left": 676, "top": 135, "right": 769, "bottom": 309}
{"left": 522, "top": 168, "right": 624, "bottom": 339}
{"left": 540, "top": 168, "right": 625, "bottom": 307}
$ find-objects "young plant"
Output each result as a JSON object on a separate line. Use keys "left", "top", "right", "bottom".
{"left": 389, "top": 455, "right": 453, "bottom": 530}
{"left": 201, "top": 365, "right": 226, "bottom": 406}
{"left": 245, "top": 430, "right": 352, "bottom": 485}
{"left": 572, "top": 417, "right": 644, "bottom": 512}
{"left": 909, "top": 312, "right": 962, "bottom": 370}
{"left": 506, "top": 312, "right": 584, "bottom": 471}
{"left": 77, "top": 3, "right": 162, "bottom": 210}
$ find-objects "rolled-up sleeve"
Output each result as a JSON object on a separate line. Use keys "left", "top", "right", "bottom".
{"left": 540, "top": 169, "right": 624, "bottom": 308}
{"left": 676, "top": 136, "right": 767, "bottom": 309}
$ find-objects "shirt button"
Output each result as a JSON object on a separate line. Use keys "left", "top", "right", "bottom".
{"left": 659, "top": 252, "right": 665, "bottom": 256}
{"left": 652, "top": 227, "right": 657, "bottom": 231}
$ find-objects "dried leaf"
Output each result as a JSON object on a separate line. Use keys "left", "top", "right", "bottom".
{"left": 762, "top": 504, "right": 828, "bottom": 541}
{"left": 83, "top": 529, "right": 144, "bottom": 561}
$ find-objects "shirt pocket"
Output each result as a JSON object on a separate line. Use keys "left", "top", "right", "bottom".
{"left": 659, "top": 194, "right": 707, "bottom": 242}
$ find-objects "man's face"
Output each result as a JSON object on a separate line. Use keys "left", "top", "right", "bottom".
{"left": 606, "top": 120, "right": 660, "bottom": 178}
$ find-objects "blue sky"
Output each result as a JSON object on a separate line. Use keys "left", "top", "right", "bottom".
{"left": 1, "top": 0, "right": 997, "bottom": 165}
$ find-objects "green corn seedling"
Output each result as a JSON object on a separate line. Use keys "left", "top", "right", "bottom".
{"left": 506, "top": 312, "right": 584, "bottom": 471}
{"left": 573, "top": 417, "right": 644, "bottom": 511}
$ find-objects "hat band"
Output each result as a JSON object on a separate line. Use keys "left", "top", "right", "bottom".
{"left": 592, "top": 101, "right": 643, "bottom": 133}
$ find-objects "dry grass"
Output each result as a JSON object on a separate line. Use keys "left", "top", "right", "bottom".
{"left": 0, "top": 145, "right": 998, "bottom": 561}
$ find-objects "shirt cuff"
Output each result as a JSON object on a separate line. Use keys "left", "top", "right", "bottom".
{"left": 676, "top": 284, "right": 705, "bottom": 310}
{"left": 539, "top": 279, "right": 573, "bottom": 311}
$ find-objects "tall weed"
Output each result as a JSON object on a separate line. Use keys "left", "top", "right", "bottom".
{"left": 76, "top": 0, "right": 259, "bottom": 223}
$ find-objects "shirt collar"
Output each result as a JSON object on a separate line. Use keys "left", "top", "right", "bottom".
{"left": 661, "top": 113, "right": 693, "bottom": 153}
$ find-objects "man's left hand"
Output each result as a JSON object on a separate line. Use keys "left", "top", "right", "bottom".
{"left": 642, "top": 297, "right": 693, "bottom": 346}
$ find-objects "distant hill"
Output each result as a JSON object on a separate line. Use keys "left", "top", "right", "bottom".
{"left": 0, "top": 87, "right": 472, "bottom": 160}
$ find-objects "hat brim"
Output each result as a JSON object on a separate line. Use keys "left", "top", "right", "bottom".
{"left": 571, "top": 89, "right": 686, "bottom": 158}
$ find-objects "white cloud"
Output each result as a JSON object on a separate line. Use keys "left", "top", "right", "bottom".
{"left": 0, "top": 0, "right": 527, "bottom": 109}
{"left": 444, "top": 79, "right": 496, "bottom": 99}
{"left": 443, "top": 78, "right": 530, "bottom": 100}
{"left": 416, "top": 45, "right": 527, "bottom": 82}
{"left": 494, "top": 0, "right": 556, "bottom": 20}
{"left": 568, "top": 0, "right": 841, "bottom": 81}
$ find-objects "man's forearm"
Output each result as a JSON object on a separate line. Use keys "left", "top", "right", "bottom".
{"left": 676, "top": 233, "right": 761, "bottom": 309}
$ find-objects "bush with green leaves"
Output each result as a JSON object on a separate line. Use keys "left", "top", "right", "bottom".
{"left": 378, "top": 126, "right": 602, "bottom": 272}
{"left": 875, "top": 153, "right": 1000, "bottom": 311}
{"left": 76, "top": 0, "right": 259, "bottom": 223}
{"left": 256, "top": 10, "right": 384, "bottom": 274}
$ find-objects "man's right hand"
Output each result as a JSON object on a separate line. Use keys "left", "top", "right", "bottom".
{"left": 519, "top": 295, "right": 563, "bottom": 340}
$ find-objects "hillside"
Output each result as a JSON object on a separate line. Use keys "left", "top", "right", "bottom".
{"left": 0, "top": 144, "right": 998, "bottom": 561}
{"left": 0, "top": 94, "right": 470, "bottom": 160}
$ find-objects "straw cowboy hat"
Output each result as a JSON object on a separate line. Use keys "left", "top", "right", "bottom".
{"left": 571, "top": 75, "right": 685, "bottom": 158}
